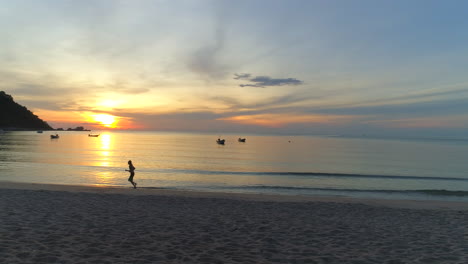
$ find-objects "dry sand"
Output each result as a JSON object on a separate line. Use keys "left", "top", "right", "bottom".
{"left": 1, "top": 181, "right": 467, "bottom": 263}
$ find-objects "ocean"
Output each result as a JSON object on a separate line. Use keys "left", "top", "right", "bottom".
{"left": 1, "top": 131, "right": 468, "bottom": 201}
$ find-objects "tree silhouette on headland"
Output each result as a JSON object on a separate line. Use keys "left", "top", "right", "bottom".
{"left": 0, "top": 91, "right": 53, "bottom": 131}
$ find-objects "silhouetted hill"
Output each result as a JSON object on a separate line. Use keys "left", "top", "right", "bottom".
{"left": 0, "top": 91, "right": 53, "bottom": 130}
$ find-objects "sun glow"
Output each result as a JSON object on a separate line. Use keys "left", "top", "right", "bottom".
{"left": 219, "top": 114, "right": 358, "bottom": 127}
{"left": 93, "top": 114, "right": 117, "bottom": 128}
{"left": 98, "top": 99, "right": 122, "bottom": 108}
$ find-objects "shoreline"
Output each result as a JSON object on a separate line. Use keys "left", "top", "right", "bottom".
{"left": 2, "top": 181, "right": 468, "bottom": 263}
{"left": 2, "top": 180, "right": 467, "bottom": 210}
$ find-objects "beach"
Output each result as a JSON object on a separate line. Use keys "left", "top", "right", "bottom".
{"left": 1, "top": 182, "right": 467, "bottom": 264}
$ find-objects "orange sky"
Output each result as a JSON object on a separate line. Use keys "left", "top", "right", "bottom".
{"left": 3, "top": 1, "right": 468, "bottom": 137}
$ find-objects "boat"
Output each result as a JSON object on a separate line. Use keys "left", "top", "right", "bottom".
{"left": 216, "top": 138, "right": 225, "bottom": 145}
{"left": 50, "top": 134, "right": 59, "bottom": 139}
{"left": 88, "top": 134, "right": 100, "bottom": 137}
{"left": 238, "top": 138, "right": 246, "bottom": 142}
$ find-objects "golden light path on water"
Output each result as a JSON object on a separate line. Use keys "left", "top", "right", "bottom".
{"left": 94, "top": 134, "right": 114, "bottom": 185}
{"left": 1, "top": 131, "right": 468, "bottom": 201}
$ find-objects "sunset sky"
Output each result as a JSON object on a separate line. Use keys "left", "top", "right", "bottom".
{"left": 2, "top": 0, "right": 468, "bottom": 136}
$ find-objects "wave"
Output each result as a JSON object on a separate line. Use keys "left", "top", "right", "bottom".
{"left": 161, "top": 168, "right": 468, "bottom": 182}
{"left": 223, "top": 185, "right": 468, "bottom": 197}
{"left": 142, "top": 183, "right": 468, "bottom": 197}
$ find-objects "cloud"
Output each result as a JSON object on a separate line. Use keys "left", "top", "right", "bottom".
{"left": 219, "top": 113, "right": 358, "bottom": 128}
{"left": 233, "top": 73, "right": 251, "bottom": 80}
{"left": 235, "top": 73, "right": 303, "bottom": 88}
{"left": 305, "top": 97, "right": 468, "bottom": 117}
{"left": 187, "top": 4, "right": 230, "bottom": 80}
{"left": 6, "top": 84, "right": 65, "bottom": 97}
{"left": 118, "top": 88, "right": 149, "bottom": 94}
{"left": 206, "top": 92, "right": 321, "bottom": 113}
{"left": 347, "top": 85, "right": 468, "bottom": 108}
{"left": 188, "top": 44, "right": 227, "bottom": 79}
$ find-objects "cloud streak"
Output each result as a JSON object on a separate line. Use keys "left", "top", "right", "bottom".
{"left": 304, "top": 97, "right": 468, "bottom": 117}
{"left": 234, "top": 73, "right": 303, "bottom": 88}
{"left": 187, "top": 3, "right": 231, "bottom": 80}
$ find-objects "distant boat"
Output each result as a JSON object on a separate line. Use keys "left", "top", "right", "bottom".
{"left": 50, "top": 134, "right": 59, "bottom": 139}
{"left": 37, "top": 130, "right": 43, "bottom": 133}
{"left": 216, "top": 138, "right": 225, "bottom": 145}
{"left": 88, "top": 134, "right": 100, "bottom": 137}
{"left": 238, "top": 138, "right": 246, "bottom": 142}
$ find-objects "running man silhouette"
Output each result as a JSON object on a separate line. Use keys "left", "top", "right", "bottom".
{"left": 126, "top": 160, "right": 137, "bottom": 189}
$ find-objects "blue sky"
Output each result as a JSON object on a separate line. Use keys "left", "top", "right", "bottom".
{"left": 1, "top": 0, "right": 468, "bottom": 136}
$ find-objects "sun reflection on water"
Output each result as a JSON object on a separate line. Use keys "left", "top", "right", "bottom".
{"left": 96, "top": 134, "right": 112, "bottom": 167}
{"left": 99, "top": 134, "right": 111, "bottom": 150}
{"left": 94, "top": 170, "right": 115, "bottom": 185}
{"left": 92, "top": 134, "right": 118, "bottom": 184}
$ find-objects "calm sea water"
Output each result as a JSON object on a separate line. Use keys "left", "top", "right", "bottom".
{"left": 1, "top": 131, "right": 468, "bottom": 201}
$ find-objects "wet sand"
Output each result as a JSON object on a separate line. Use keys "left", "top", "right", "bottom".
{"left": 1, "top": 181, "right": 467, "bottom": 263}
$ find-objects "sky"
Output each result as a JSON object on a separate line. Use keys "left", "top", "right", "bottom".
{"left": 1, "top": 0, "right": 468, "bottom": 137}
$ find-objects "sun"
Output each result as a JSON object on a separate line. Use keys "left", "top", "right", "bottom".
{"left": 93, "top": 114, "right": 117, "bottom": 128}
